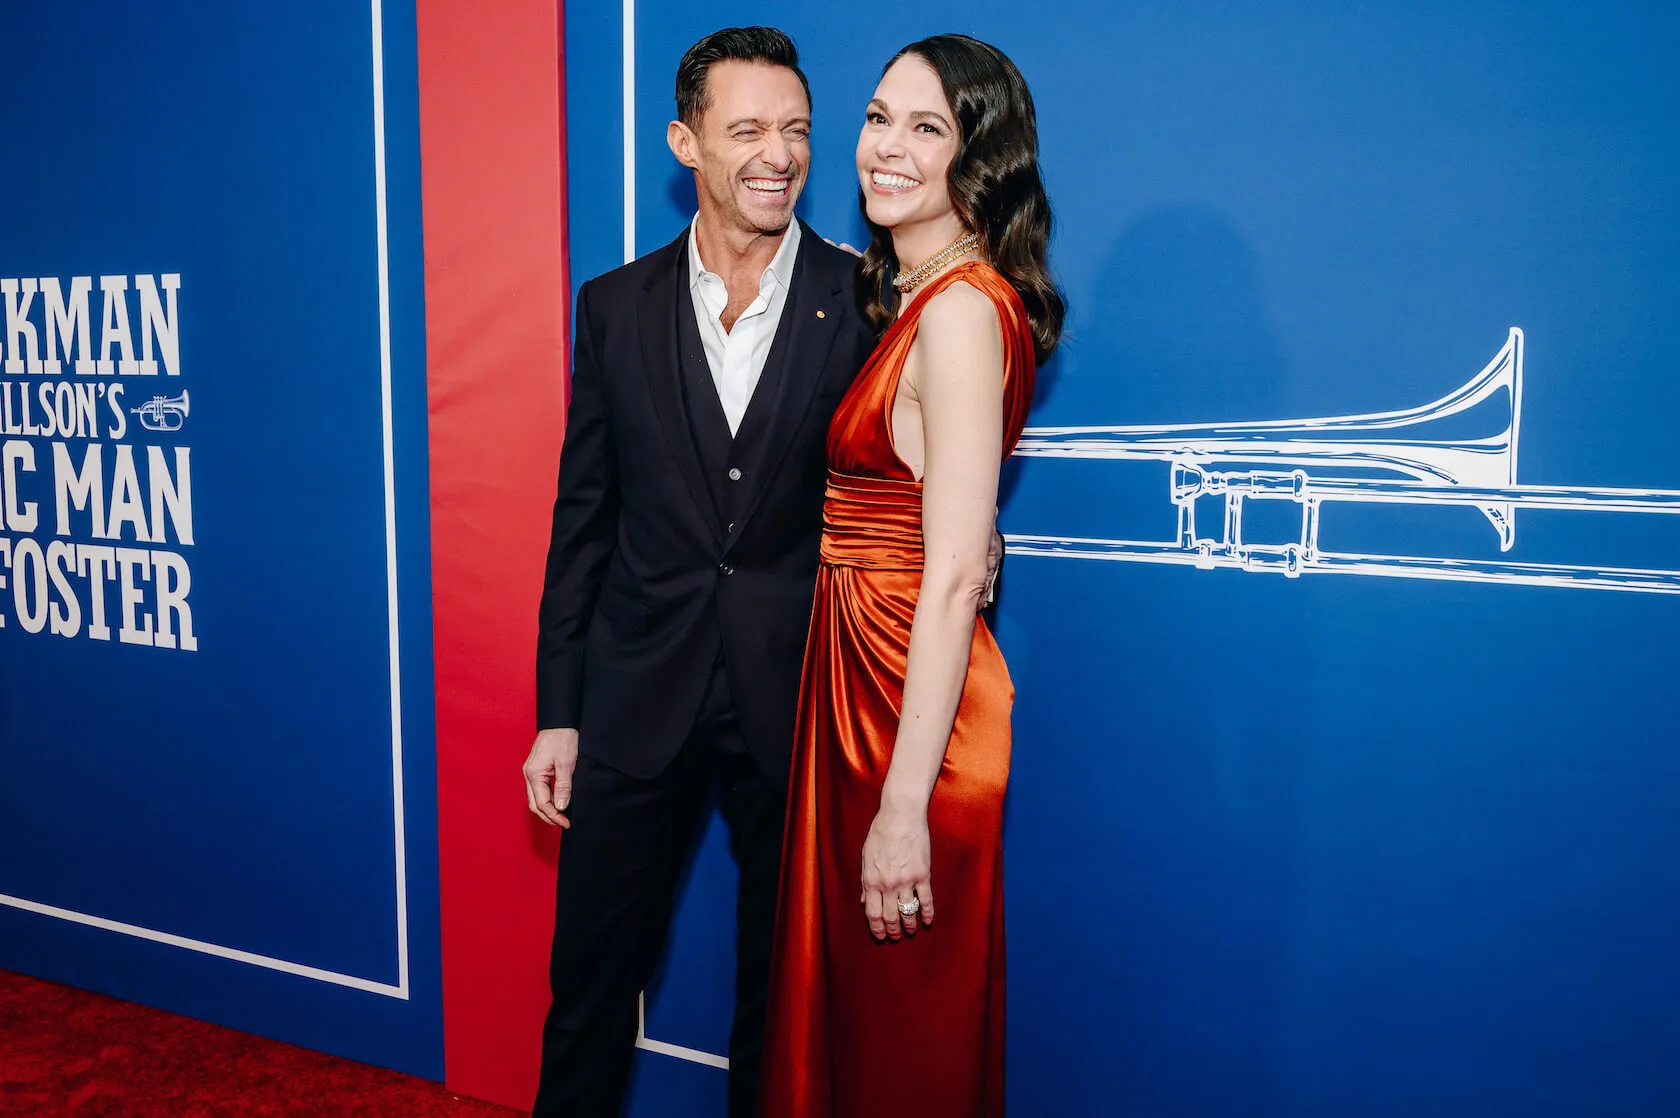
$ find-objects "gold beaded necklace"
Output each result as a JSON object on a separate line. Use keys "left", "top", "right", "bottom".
{"left": 892, "top": 231, "right": 983, "bottom": 294}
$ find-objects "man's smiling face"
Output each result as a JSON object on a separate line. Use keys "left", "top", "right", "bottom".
{"left": 684, "top": 60, "right": 811, "bottom": 236}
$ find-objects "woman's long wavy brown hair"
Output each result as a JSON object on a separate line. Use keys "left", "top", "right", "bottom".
{"left": 858, "top": 34, "right": 1064, "bottom": 364}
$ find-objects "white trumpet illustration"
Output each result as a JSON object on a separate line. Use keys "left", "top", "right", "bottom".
{"left": 131, "top": 390, "right": 190, "bottom": 433}
{"left": 1008, "top": 329, "right": 1680, "bottom": 593}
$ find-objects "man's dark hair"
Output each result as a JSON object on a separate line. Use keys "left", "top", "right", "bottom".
{"left": 675, "top": 26, "right": 810, "bottom": 129}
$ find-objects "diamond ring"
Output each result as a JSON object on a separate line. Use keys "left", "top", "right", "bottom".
{"left": 896, "top": 897, "right": 920, "bottom": 917}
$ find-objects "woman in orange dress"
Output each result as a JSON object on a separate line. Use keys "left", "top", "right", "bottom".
{"left": 760, "top": 34, "right": 1064, "bottom": 1118}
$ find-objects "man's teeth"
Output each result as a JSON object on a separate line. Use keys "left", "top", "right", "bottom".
{"left": 872, "top": 171, "right": 919, "bottom": 189}
{"left": 745, "top": 179, "right": 789, "bottom": 193}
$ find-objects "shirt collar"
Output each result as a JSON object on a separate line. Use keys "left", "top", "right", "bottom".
{"left": 687, "top": 217, "right": 802, "bottom": 295}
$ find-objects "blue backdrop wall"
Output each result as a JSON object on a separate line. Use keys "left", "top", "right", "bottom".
{"left": 0, "top": 0, "right": 442, "bottom": 1077}
{"left": 567, "top": 2, "right": 1680, "bottom": 1115}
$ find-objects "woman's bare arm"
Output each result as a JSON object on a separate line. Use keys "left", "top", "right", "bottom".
{"left": 861, "top": 279, "right": 1005, "bottom": 941}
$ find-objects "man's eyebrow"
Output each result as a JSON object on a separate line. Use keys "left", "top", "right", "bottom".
{"left": 723, "top": 116, "right": 811, "bottom": 130}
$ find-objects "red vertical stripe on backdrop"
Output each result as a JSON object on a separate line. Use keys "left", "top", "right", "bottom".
{"left": 417, "top": 1, "right": 568, "bottom": 1108}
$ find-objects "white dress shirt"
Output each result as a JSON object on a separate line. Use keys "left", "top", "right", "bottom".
{"left": 686, "top": 218, "right": 801, "bottom": 435}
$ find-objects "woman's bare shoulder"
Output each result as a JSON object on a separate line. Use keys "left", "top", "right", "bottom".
{"left": 916, "top": 278, "right": 1003, "bottom": 347}
{"left": 919, "top": 277, "right": 997, "bottom": 322}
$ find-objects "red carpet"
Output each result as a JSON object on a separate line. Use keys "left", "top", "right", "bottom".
{"left": 0, "top": 970, "right": 527, "bottom": 1117}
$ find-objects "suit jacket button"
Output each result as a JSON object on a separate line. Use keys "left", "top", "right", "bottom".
{"left": 727, "top": 467, "right": 743, "bottom": 481}
{"left": 719, "top": 563, "right": 735, "bottom": 576}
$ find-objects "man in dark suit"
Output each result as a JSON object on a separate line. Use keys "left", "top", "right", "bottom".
{"left": 523, "top": 27, "right": 879, "bottom": 1118}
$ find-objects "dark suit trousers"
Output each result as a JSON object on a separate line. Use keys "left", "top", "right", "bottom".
{"left": 531, "top": 662, "right": 787, "bottom": 1118}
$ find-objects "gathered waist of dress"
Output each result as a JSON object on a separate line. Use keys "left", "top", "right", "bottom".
{"left": 820, "top": 471, "right": 924, "bottom": 570}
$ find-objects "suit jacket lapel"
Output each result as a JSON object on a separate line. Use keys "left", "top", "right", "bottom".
{"left": 727, "top": 223, "right": 846, "bottom": 547}
{"left": 638, "top": 234, "right": 725, "bottom": 544}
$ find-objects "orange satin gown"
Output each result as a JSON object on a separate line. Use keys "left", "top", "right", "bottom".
{"left": 759, "top": 262, "right": 1036, "bottom": 1117}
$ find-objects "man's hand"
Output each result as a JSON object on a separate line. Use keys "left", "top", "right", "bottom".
{"left": 524, "top": 728, "right": 579, "bottom": 829}
{"left": 983, "top": 527, "right": 1005, "bottom": 608}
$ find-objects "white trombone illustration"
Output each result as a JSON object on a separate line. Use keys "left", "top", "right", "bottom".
{"left": 1008, "top": 328, "right": 1680, "bottom": 593}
